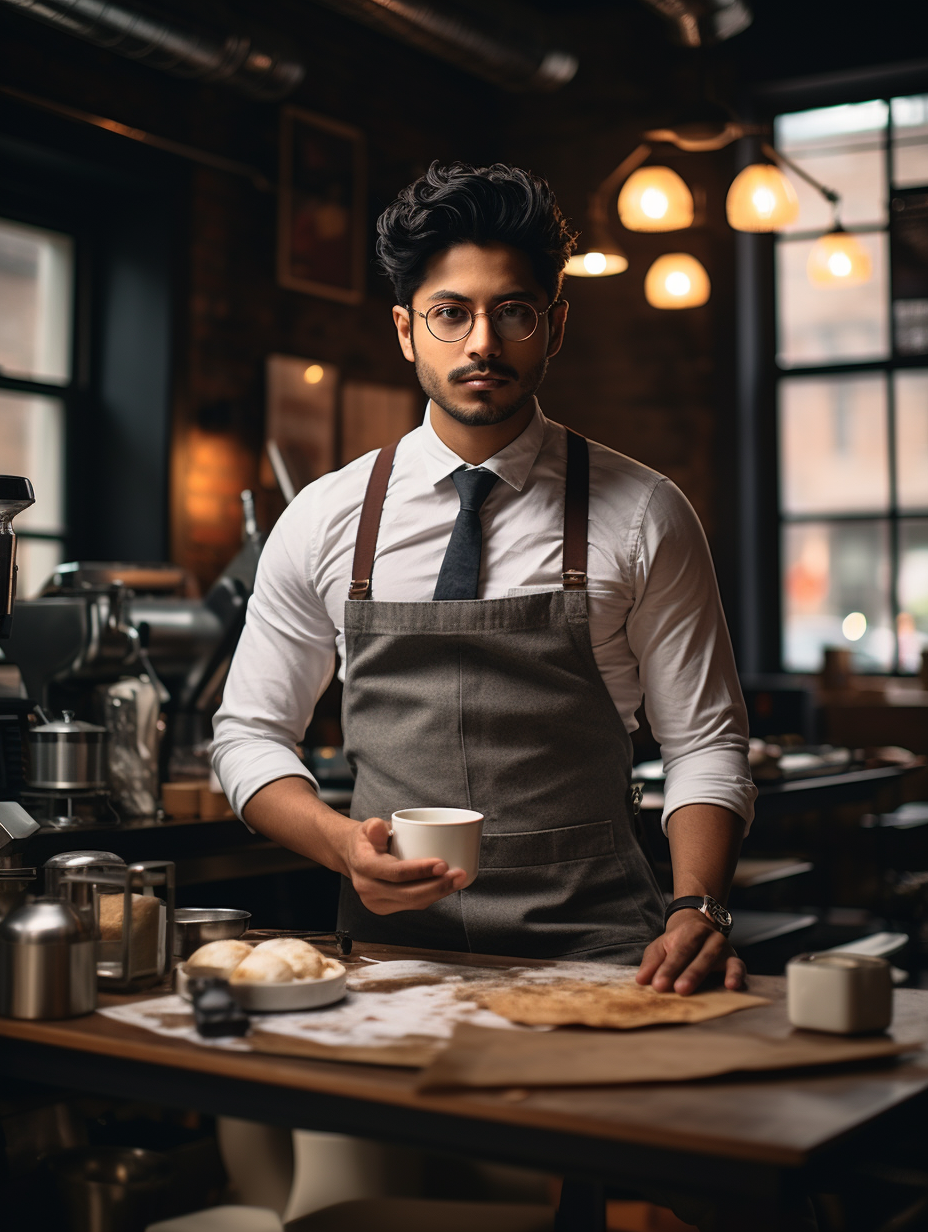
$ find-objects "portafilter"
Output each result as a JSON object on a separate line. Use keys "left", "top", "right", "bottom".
{"left": 0, "top": 475, "right": 35, "bottom": 640}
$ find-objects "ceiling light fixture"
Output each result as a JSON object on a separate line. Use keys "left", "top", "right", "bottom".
{"left": 618, "top": 165, "right": 695, "bottom": 232}
{"left": 726, "top": 162, "right": 799, "bottom": 231}
{"left": 807, "top": 228, "right": 872, "bottom": 287}
{"left": 644, "top": 253, "right": 711, "bottom": 308}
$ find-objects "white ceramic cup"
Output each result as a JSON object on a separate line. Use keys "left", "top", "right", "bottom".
{"left": 389, "top": 808, "right": 484, "bottom": 889}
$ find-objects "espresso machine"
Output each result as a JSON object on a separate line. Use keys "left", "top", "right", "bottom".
{"left": 0, "top": 476, "right": 39, "bottom": 913}
{"left": 0, "top": 489, "right": 264, "bottom": 822}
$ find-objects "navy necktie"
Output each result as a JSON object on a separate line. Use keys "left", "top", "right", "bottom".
{"left": 433, "top": 467, "right": 499, "bottom": 601}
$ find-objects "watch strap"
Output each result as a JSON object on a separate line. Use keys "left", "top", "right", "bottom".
{"left": 664, "top": 896, "right": 710, "bottom": 925}
{"left": 664, "top": 895, "right": 733, "bottom": 936}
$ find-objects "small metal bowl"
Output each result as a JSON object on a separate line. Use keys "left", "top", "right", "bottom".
{"left": 173, "top": 907, "right": 252, "bottom": 959}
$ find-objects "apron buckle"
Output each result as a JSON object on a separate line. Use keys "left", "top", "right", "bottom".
{"left": 630, "top": 782, "right": 643, "bottom": 815}
{"left": 349, "top": 578, "right": 371, "bottom": 599}
{"left": 561, "top": 569, "right": 587, "bottom": 590}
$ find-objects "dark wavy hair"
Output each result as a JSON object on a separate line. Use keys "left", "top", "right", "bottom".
{"left": 375, "top": 161, "right": 577, "bottom": 306}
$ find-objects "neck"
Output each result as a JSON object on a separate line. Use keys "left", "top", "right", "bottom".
{"left": 429, "top": 401, "right": 536, "bottom": 465}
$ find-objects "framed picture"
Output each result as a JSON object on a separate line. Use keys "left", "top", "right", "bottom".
{"left": 278, "top": 106, "right": 366, "bottom": 304}
{"left": 265, "top": 354, "right": 338, "bottom": 500}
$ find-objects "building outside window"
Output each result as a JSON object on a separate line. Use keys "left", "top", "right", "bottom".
{"left": 775, "top": 94, "right": 928, "bottom": 673}
{"left": 0, "top": 216, "right": 73, "bottom": 598}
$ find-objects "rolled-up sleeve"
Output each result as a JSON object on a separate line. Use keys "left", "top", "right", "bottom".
{"left": 211, "top": 491, "right": 337, "bottom": 819}
{"left": 626, "top": 479, "right": 756, "bottom": 833}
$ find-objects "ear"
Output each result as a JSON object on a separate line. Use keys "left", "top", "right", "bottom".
{"left": 545, "top": 299, "right": 569, "bottom": 359}
{"left": 393, "top": 305, "right": 416, "bottom": 363}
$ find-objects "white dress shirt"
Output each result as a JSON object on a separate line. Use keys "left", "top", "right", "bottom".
{"left": 212, "top": 401, "right": 757, "bottom": 831}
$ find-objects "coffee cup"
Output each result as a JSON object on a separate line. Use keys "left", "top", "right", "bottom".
{"left": 389, "top": 808, "right": 484, "bottom": 889}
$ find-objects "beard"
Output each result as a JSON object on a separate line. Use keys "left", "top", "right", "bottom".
{"left": 412, "top": 348, "right": 549, "bottom": 428}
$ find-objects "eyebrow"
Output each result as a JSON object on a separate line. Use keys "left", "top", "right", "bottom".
{"left": 425, "top": 288, "right": 541, "bottom": 304}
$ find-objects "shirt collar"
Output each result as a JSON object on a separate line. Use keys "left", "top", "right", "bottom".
{"left": 418, "top": 398, "right": 546, "bottom": 493}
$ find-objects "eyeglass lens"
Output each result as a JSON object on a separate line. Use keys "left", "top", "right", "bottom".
{"left": 425, "top": 302, "right": 539, "bottom": 342}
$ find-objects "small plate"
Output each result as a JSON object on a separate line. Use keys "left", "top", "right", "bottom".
{"left": 176, "top": 959, "right": 347, "bottom": 1012}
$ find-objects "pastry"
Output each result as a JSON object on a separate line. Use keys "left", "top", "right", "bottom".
{"left": 230, "top": 949, "right": 295, "bottom": 984}
{"left": 186, "top": 939, "right": 253, "bottom": 978}
{"left": 253, "top": 937, "right": 327, "bottom": 979}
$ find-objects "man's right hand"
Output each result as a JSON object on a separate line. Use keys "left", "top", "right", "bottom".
{"left": 345, "top": 817, "right": 467, "bottom": 915}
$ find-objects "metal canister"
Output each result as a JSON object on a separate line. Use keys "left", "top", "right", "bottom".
{"left": 28, "top": 710, "right": 108, "bottom": 790}
{"left": 0, "top": 896, "right": 97, "bottom": 1018}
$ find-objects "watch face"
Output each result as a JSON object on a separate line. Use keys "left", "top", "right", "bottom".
{"left": 704, "top": 898, "right": 733, "bottom": 932}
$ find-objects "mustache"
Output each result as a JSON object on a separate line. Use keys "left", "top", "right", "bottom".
{"left": 448, "top": 361, "right": 519, "bottom": 382}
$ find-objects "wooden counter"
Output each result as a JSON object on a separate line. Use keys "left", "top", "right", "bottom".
{"left": 1, "top": 943, "right": 928, "bottom": 1225}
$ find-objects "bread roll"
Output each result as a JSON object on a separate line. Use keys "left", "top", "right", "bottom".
{"left": 253, "top": 938, "right": 326, "bottom": 979}
{"left": 230, "top": 949, "right": 295, "bottom": 984}
{"left": 186, "top": 939, "right": 253, "bottom": 978}
{"left": 99, "top": 892, "right": 162, "bottom": 970}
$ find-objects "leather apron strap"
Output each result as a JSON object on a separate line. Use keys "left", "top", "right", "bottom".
{"left": 348, "top": 428, "right": 589, "bottom": 600}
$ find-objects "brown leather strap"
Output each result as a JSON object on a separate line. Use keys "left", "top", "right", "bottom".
{"left": 562, "top": 428, "right": 589, "bottom": 590}
{"left": 348, "top": 441, "right": 399, "bottom": 599}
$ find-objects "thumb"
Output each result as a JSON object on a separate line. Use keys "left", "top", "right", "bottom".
{"left": 361, "top": 816, "right": 392, "bottom": 854}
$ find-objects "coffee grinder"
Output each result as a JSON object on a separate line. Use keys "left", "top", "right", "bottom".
{"left": 0, "top": 476, "right": 40, "bottom": 914}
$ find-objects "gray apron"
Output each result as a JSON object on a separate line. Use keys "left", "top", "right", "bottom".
{"left": 337, "top": 429, "right": 664, "bottom": 962}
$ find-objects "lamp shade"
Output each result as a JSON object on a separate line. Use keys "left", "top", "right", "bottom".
{"left": 644, "top": 254, "right": 710, "bottom": 309}
{"left": 807, "top": 229, "right": 872, "bottom": 287}
{"left": 565, "top": 248, "right": 629, "bottom": 277}
{"left": 726, "top": 164, "right": 799, "bottom": 231}
{"left": 617, "top": 167, "right": 694, "bottom": 232}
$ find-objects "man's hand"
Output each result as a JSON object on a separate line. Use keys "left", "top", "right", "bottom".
{"left": 635, "top": 909, "right": 745, "bottom": 996}
{"left": 346, "top": 817, "right": 467, "bottom": 915}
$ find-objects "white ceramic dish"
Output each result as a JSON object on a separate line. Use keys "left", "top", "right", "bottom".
{"left": 176, "top": 958, "right": 347, "bottom": 1012}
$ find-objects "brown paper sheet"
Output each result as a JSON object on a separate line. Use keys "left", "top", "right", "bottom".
{"left": 247, "top": 1029, "right": 439, "bottom": 1068}
{"left": 417, "top": 1022, "right": 918, "bottom": 1090}
{"left": 462, "top": 979, "right": 771, "bottom": 1028}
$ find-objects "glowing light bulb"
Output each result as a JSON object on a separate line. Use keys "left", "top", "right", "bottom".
{"left": 640, "top": 188, "right": 669, "bottom": 220}
{"left": 583, "top": 251, "right": 608, "bottom": 274}
{"left": 303, "top": 364, "right": 324, "bottom": 384}
{"left": 644, "top": 254, "right": 710, "bottom": 309}
{"left": 726, "top": 164, "right": 799, "bottom": 232}
{"left": 842, "top": 611, "right": 867, "bottom": 641}
{"left": 618, "top": 167, "right": 693, "bottom": 233}
{"left": 665, "top": 271, "right": 691, "bottom": 297}
{"left": 564, "top": 249, "right": 628, "bottom": 277}
{"left": 807, "top": 230, "right": 872, "bottom": 287}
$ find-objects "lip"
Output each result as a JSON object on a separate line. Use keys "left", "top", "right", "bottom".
{"left": 457, "top": 376, "right": 509, "bottom": 390}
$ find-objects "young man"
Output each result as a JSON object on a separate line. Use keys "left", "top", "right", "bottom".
{"left": 212, "top": 161, "right": 756, "bottom": 995}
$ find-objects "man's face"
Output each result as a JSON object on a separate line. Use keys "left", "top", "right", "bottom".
{"left": 393, "top": 242, "right": 567, "bottom": 428}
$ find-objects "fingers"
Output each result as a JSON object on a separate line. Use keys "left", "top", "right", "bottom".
{"left": 350, "top": 816, "right": 467, "bottom": 915}
{"left": 635, "top": 938, "right": 667, "bottom": 985}
{"left": 355, "top": 868, "right": 468, "bottom": 915}
{"left": 637, "top": 917, "right": 741, "bottom": 995}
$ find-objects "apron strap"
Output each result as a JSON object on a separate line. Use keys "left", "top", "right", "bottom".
{"left": 348, "top": 426, "right": 590, "bottom": 599}
{"left": 562, "top": 428, "right": 589, "bottom": 591}
{"left": 349, "top": 440, "right": 399, "bottom": 599}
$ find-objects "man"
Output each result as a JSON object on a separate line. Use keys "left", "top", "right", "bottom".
{"left": 212, "top": 161, "right": 756, "bottom": 995}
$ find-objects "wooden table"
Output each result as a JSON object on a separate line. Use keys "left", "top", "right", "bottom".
{"left": 2, "top": 944, "right": 928, "bottom": 1230}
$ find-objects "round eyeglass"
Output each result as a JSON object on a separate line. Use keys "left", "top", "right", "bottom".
{"left": 409, "top": 299, "right": 561, "bottom": 343}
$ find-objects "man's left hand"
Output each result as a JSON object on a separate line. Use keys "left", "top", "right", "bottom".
{"left": 635, "top": 909, "right": 745, "bottom": 996}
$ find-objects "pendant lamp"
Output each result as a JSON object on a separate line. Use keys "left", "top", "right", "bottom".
{"left": 807, "top": 228, "right": 872, "bottom": 287}
{"left": 565, "top": 248, "right": 629, "bottom": 277}
{"left": 726, "top": 163, "right": 799, "bottom": 231}
{"left": 644, "top": 254, "right": 710, "bottom": 308}
{"left": 617, "top": 166, "right": 694, "bottom": 232}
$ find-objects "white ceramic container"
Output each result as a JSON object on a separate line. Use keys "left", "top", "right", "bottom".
{"left": 176, "top": 958, "right": 347, "bottom": 1012}
{"left": 389, "top": 807, "right": 484, "bottom": 888}
{"left": 787, "top": 952, "right": 893, "bottom": 1034}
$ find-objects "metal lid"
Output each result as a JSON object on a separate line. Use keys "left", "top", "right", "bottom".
{"left": 0, "top": 897, "right": 92, "bottom": 944}
{"left": 44, "top": 850, "right": 125, "bottom": 870}
{"left": 32, "top": 710, "right": 107, "bottom": 736}
{"left": 0, "top": 475, "right": 35, "bottom": 505}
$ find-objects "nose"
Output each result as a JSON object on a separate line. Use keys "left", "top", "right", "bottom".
{"left": 465, "top": 311, "right": 501, "bottom": 360}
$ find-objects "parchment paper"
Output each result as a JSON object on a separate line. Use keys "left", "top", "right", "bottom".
{"left": 417, "top": 1021, "right": 918, "bottom": 1090}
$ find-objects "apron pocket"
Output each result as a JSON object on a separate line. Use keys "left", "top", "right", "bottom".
{"left": 479, "top": 819, "right": 617, "bottom": 869}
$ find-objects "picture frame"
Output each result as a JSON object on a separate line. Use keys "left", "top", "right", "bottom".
{"left": 277, "top": 106, "right": 366, "bottom": 304}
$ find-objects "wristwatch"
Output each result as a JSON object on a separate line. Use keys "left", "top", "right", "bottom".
{"left": 664, "top": 895, "right": 733, "bottom": 937}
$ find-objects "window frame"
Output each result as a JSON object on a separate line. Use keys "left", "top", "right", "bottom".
{"left": 736, "top": 59, "right": 928, "bottom": 677}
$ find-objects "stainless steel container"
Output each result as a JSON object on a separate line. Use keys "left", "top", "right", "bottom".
{"left": 0, "top": 896, "right": 97, "bottom": 1018}
{"left": 173, "top": 906, "right": 251, "bottom": 958}
{"left": 45, "top": 850, "right": 126, "bottom": 906}
{"left": 45, "top": 1146, "right": 171, "bottom": 1232}
{"left": 28, "top": 710, "right": 108, "bottom": 790}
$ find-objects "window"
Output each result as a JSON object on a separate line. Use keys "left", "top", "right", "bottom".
{"left": 0, "top": 217, "right": 74, "bottom": 597}
{"left": 775, "top": 95, "right": 928, "bottom": 673}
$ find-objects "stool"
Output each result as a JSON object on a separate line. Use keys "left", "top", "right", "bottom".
{"left": 146, "top": 1207, "right": 284, "bottom": 1232}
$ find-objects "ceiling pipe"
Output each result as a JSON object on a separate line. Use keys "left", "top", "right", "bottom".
{"left": 309, "top": 0, "right": 578, "bottom": 93}
{"left": 637, "top": 0, "right": 753, "bottom": 48}
{"left": 0, "top": 0, "right": 304, "bottom": 100}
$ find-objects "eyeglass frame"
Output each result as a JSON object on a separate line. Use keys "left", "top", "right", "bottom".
{"left": 406, "top": 298, "right": 564, "bottom": 343}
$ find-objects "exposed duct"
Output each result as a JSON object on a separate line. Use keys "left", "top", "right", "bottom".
{"left": 0, "top": 0, "right": 305, "bottom": 100}
{"left": 638, "top": 0, "right": 753, "bottom": 47}
{"left": 309, "top": 0, "right": 578, "bottom": 93}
